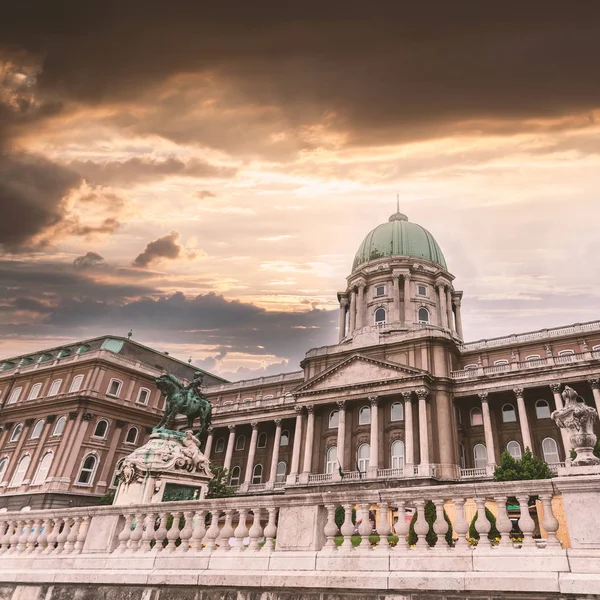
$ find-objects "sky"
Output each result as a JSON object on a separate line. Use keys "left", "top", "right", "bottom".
{"left": 1, "top": 2, "right": 600, "bottom": 381}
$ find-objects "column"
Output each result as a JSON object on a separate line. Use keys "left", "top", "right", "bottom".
{"left": 514, "top": 388, "right": 533, "bottom": 452}
{"left": 438, "top": 284, "right": 448, "bottom": 328}
{"left": 287, "top": 406, "right": 304, "bottom": 483}
{"left": 550, "top": 383, "right": 571, "bottom": 455}
{"left": 268, "top": 419, "right": 282, "bottom": 485}
{"left": 478, "top": 392, "right": 496, "bottom": 467}
{"left": 356, "top": 283, "right": 366, "bottom": 329}
{"left": 403, "top": 392, "right": 414, "bottom": 467}
{"left": 223, "top": 425, "right": 236, "bottom": 472}
{"left": 417, "top": 389, "right": 430, "bottom": 467}
{"left": 403, "top": 274, "right": 412, "bottom": 326}
{"left": 336, "top": 400, "right": 346, "bottom": 471}
{"left": 392, "top": 274, "right": 401, "bottom": 322}
{"left": 454, "top": 297, "right": 464, "bottom": 339}
{"left": 589, "top": 379, "right": 600, "bottom": 413}
{"left": 204, "top": 426, "right": 214, "bottom": 459}
{"left": 338, "top": 297, "right": 348, "bottom": 342}
{"left": 368, "top": 396, "right": 379, "bottom": 477}
{"left": 446, "top": 287, "right": 454, "bottom": 332}
{"left": 349, "top": 290, "right": 357, "bottom": 333}
{"left": 301, "top": 405, "right": 315, "bottom": 475}
{"left": 243, "top": 422, "right": 259, "bottom": 487}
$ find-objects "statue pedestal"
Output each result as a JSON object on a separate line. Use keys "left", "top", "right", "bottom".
{"left": 113, "top": 430, "right": 212, "bottom": 506}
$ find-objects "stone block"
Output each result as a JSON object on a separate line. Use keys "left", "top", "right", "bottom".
{"left": 147, "top": 571, "right": 199, "bottom": 586}
{"left": 559, "top": 573, "right": 600, "bottom": 595}
{"left": 154, "top": 554, "right": 209, "bottom": 571}
{"left": 267, "top": 552, "right": 317, "bottom": 571}
{"left": 390, "top": 549, "right": 472, "bottom": 572}
{"left": 275, "top": 505, "right": 326, "bottom": 551}
{"left": 316, "top": 554, "right": 389, "bottom": 572}
{"left": 326, "top": 572, "right": 389, "bottom": 589}
{"left": 260, "top": 571, "right": 329, "bottom": 589}
{"left": 565, "top": 548, "right": 600, "bottom": 573}
{"left": 207, "top": 553, "right": 270, "bottom": 571}
{"left": 198, "top": 570, "right": 262, "bottom": 588}
{"left": 103, "top": 555, "right": 156, "bottom": 571}
{"left": 464, "top": 571, "right": 559, "bottom": 593}
{"left": 10, "top": 586, "right": 44, "bottom": 600}
{"left": 156, "top": 587, "right": 199, "bottom": 600}
{"left": 472, "top": 549, "right": 568, "bottom": 573}
{"left": 82, "top": 515, "right": 122, "bottom": 554}
{"left": 388, "top": 572, "right": 464, "bottom": 591}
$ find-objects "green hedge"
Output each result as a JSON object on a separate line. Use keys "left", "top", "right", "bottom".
{"left": 468, "top": 506, "right": 500, "bottom": 541}
{"left": 407, "top": 501, "right": 454, "bottom": 546}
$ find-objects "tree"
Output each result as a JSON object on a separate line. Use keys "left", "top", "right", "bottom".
{"left": 493, "top": 450, "right": 554, "bottom": 481}
{"left": 468, "top": 507, "right": 500, "bottom": 542}
{"left": 407, "top": 501, "right": 454, "bottom": 547}
{"left": 206, "top": 466, "right": 235, "bottom": 499}
{"left": 334, "top": 506, "right": 356, "bottom": 530}
{"left": 98, "top": 489, "right": 115, "bottom": 505}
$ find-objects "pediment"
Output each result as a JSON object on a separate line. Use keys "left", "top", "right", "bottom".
{"left": 295, "top": 355, "right": 425, "bottom": 395}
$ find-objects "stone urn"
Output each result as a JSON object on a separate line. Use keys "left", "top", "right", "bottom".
{"left": 552, "top": 386, "right": 600, "bottom": 466}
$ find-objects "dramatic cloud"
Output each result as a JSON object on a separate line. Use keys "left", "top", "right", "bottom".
{"left": 133, "top": 231, "right": 197, "bottom": 268}
{"left": 73, "top": 251, "right": 105, "bottom": 269}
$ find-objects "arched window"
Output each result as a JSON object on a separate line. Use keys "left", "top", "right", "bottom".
{"left": 357, "top": 443, "right": 370, "bottom": 473}
{"left": 125, "top": 427, "right": 138, "bottom": 445}
{"left": 535, "top": 399, "right": 551, "bottom": 419}
{"left": 52, "top": 416, "right": 66, "bottom": 437}
{"left": 280, "top": 430, "right": 290, "bottom": 446}
{"left": 390, "top": 440, "right": 405, "bottom": 468}
{"left": 77, "top": 454, "right": 98, "bottom": 485}
{"left": 464, "top": 364, "right": 478, "bottom": 371}
{"left": 325, "top": 446, "right": 337, "bottom": 474}
{"left": 328, "top": 410, "right": 339, "bottom": 429}
{"left": 418, "top": 307, "right": 430, "bottom": 324}
{"left": 7, "top": 387, "right": 22, "bottom": 404}
{"left": 374, "top": 308, "right": 386, "bottom": 324}
{"left": 470, "top": 407, "right": 483, "bottom": 426}
{"left": 494, "top": 360, "right": 509, "bottom": 367}
{"left": 27, "top": 383, "right": 42, "bottom": 401}
{"left": 276, "top": 461, "right": 287, "bottom": 482}
{"left": 542, "top": 437, "right": 560, "bottom": 464}
{"left": 502, "top": 403, "right": 517, "bottom": 423}
{"left": 0, "top": 458, "right": 8, "bottom": 482}
{"left": 136, "top": 388, "right": 150, "bottom": 405}
{"left": 235, "top": 435, "right": 245, "bottom": 451}
{"left": 473, "top": 443, "right": 487, "bottom": 469}
{"left": 252, "top": 464, "right": 263, "bottom": 484}
{"left": 32, "top": 452, "right": 53, "bottom": 485}
{"left": 106, "top": 379, "right": 122, "bottom": 397}
{"left": 558, "top": 349, "right": 575, "bottom": 362}
{"left": 69, "top": 375, "right": 84, "bottom": 393}
{"left": 525, "top": 355, "right": 542, "bottom": 367}
{"left": 48, "top": 380, "right": 62, "bottom": 396}
{"left": 9, "top": 423, "right": 23, "bottom": 443}
{"left": 30, "top": 420, "right": 44, "bottom": 440}
{"left": 359, "top": 405, "right": 371, "bottom": 425}
{"left": 93, "top": 419, "right": 109, "bottom": 439}
{"left": 229, "top": 466, "right": 241, "bottom": 486}
{"left": 507, "top": 440, "right": 522, "bottom": 460}
{"left": 257, "top": 432, "right": 267, "bottom": 449}
{"left": 390, "top": 402, "right": 404, "bottom": 421}
{"left": 215, "top": 437, "right": 225, "bottom": 453}
{"left": 9, "top": 455, "right": 31, "bottom": 487}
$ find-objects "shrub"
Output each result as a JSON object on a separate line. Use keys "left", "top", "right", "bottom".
{"left": 98, "top": 489, "right": 115, "bottom": 505}
{"left": 206, "top": 466, "right": 235, "bottom": 499}
{"left": 468, "top": 507, "right": 500, "bottom": 542}
{"left": 334, "top": 506, "right": 356, "bottom": 530}
{"left": 493, "top": 449, "right": 554, "bottom": 481}
{"left": 407, "top": 500, "right": 454, "bottom": 547}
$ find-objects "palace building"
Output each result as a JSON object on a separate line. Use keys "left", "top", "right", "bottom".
{"left": 1, "top": 209, "right": 600, "bottom": 508}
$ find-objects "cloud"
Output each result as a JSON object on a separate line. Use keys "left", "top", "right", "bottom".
{"left": 196, "top": 190, "right": 216, "bottom": 199}
{"left": 73, "top": 251, "right": 105, "bottom": 269}
{"left": 133, "top": 231, "right": 197, "bottom": 268}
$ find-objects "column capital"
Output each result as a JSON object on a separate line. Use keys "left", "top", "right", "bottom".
{"left": 294, "top": 405, "right": 304, "bottom": 415}
{"left": 250, "top": 422, "right": 259, "bottom": 430}
{"left": 336, "top": 399, "right": 346, "bottom": 410}
{"left": 513, "top": 387, "right": 525, "bottom": 398}
{"left": 392, "top": 273, "right": 400, "bottom": 281}
{"left": 228, "top": 424, "right": 236, "bottom": 432}
{"left": 401, "top": 391, "right": 413, "bottom": 402}
{"left": 478, "top": 391, "right": 489, "bottom": 403}
{"left": 416, "top": 389, "right": 429, "bottom": 400}
{"left": 368, "top": 395, "right": 379, "bottom": 406}
{"left": 274, "top": 418, "right": 282, "bottom": 426}
{"left": 206, "top": 425, "right": 214, "bottom": 433}
{"left": 549, "top": 382, "right": 562, "bottom": 394}
{"left": 589, "top": 379, "right": 600, "bottom": 390}
{"left": 339, "top": 297, "right": 349, "bottom": 307}
{"left": 404, "top": 273, "right": 411, "bottom": 281}
{"left": 305, "top": 404, "right": 314, "bottom": 414}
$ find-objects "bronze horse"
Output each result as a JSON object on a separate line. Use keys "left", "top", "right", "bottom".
{"left": 154, "top": 373, "right": 212, "bottom": 436}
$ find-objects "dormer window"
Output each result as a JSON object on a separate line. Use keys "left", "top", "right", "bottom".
{"left": 417, "top": 285, "right": 427, "bottom": 297}
{"left": 375, "top": 285, "right": 385, "bottom": 298}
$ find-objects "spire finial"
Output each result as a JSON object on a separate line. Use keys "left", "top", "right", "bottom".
{"left": 396, "top": 192, "right": 400, "bottom": 214}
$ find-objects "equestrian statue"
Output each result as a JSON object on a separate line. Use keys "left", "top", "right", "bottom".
{"left": 154, "top": 371, "right": 212, "bottom": 438}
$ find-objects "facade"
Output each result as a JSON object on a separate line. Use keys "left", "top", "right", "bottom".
{"left": 0, "top": 336, "right": 226, "bottom": 510}
{"left": 1, "top": 209, "right": 600, "bottom": 508}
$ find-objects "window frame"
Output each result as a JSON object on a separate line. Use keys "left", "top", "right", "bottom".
{"left": 328, "top": 410, "right": 339, "bottom": 429}
{"left": 506, "top": 440, "right": 522, "bottom": 460}
{"left": 229, "top": 465, "right": 241, "bottom": 486}
{"left": 93, "top": 419, "right": 110, "bottom": 439}
{"left": 235, "top": 435, "right": 246, "bottom": 451}
{"left": 252, "top": 463, "right": 263, "bottom": 484}
{"left": 106, "top": 379, "right": 123, "bottom": 398}
{"left": 27, "top": 383, "right": 42, "bottom": 401}
{"left": 390, "top": 439, "right": 405, "bottom": 468}
{"left": 52, "top": 416, "right": 67, "bottom": 437}
{"left": 325, "top": 445, "right": 337, "bottom": 474}
{"left": 535, "top": 399, "right": 551, "bottom": 419}
{"left": 0, "top": 457, "right": 8, "bottom": 482}
{"left": 136, "top": 387, "right": 151, "bottom": 405}
{"left": 390, "top": 402, "right": 404, "bottom": 422}
{"left": 470, "top": 407, "right": 483, "bottom": 426}
{"left": 125, "top": 427, "right": 139, "bottom": 445}
{"left": 30, "top": 420, "right": 44, "bottom": 440}
{"left": 358, "top": 405, "right": 371, "bottom": 425}
{"left": 502, "top": 403, "right": 517, "bottom": 423}
{"left": 374, "top": 307, "right": 387, "bottom": 324}
{"left": 542, "top": 437, "right": 560, "bottom": 464}
{"left": 9, "top": 454, "right": 31, "bottom": 488}
{"left": 417, "top": 307, "right": 430, "bottom": 324}
{"left": 357, "top": 442, "right": 370, "bottom": 473}
{"left": 280, "top": 430, "right": 290, "bottom": 446}
{"left": 31, "top": 451, "right": 53, "bottom": 486}
{"left": 69, "top": 374, "right": 84, "bottom": 393}
{"left": 374, "top": 284, "right": 386, "bottom": 298}
{"left": 417, "top": 285, "right": 427, "bottom": 297}
{"left": 7, "top": 387, "right": 22, "bottom": 404}
{"left": 9, "top": 423, "right": 23, "bottom": 443}
{"left": 257, "top": 432, "right": 267, "bottom": 449}
{"left": 276, "top": 460, "right": 287, "bottom": 482}
{"left": 76, "top": 454, "right": 99, "bottom": 486}
{"left": 215, "top": 437, "right": 225, "bottom": 453}
{"left": 48, "top": 379, "right": 62, "bottom": 397}
{"left": 473, "top": 443, "right": 487, "bottom": 469}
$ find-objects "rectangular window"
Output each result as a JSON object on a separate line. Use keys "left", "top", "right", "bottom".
{"left": 136, "top": 388, "right": 150, "bottom": 405}
{"left": 417, "top": 285, "right": 427, "bottom": 296}
{"left": 375, "top": 285, "right": 385, "bottom": 297}
{"left": 48, "top": 380, "right": 62, "bottom": 396}
{"left": 107, "top": 379, "right": 122, "bottom": 397}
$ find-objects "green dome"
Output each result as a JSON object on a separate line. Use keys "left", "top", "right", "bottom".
{"left": 353, "top": 211, "right": 447, "bottom": 271}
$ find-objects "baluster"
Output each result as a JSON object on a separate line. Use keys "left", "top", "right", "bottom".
{"left": 203, "top": 508, "right": 221, "bottom": 553}
{"left": 189, "top": 510, "right": 206, "bottom": 552}
{"left": 376, "top": 502, "right": 391, "bottom": 551}
{"left": 453, "top": 499, "right": 469, "bottom": 549}
{"left": 44, "top": 519, "right": 59, "bottom": 554}
{"left": 540, "top": 494, "right": 561, "bottom": 548}
{"left": 153, "top": 512, "right": 169, "bottom": 553}
{"left": 74, "top": 516, "right": 89, "bottom": 554}
{"left": 412, "top": 500, "right": 429, "bottom": 550}
{"left": 0, "top": 519, "right": 14, "bottom": 554}
{"left": 116, "top": 513, "right": 134, "bottom": 554}
{"left": 394, "top": 500, "right": 409, "bottom": 551}
{"left": 432, "top": 498, "right": 449, "bottom": 548}
{"left": 140, "top": 512, "right": 156, "bottom": 553}
{"left": 8, "top": 519, "right": 22, "bottom": 554}
{"left": 322, "top": 504, "right": 338, "bottom": 552}
{"left": 474, "top": 498, "right": 492, "bottom": 548}
{"left": 263, "top": 507, "right": 277, "bottom": 552}
{"left": 128, "top": 512, "right": 144, "bottom": 553}
{"left": 248, "top": 508, "right": 263, "bottom": 551}
{"left": 494, "top": 496, "right": 513, "bottom": 548}
{"left": 36, "top": 518, "right": 51, "bottom": 554}
{"left": 65, "top": 517, "right": 81, "bottom": 554}
{"left": 16, "top": 519, "right": 33, "bottom": 553}
{"left": 232, "top": 508, "right": 248, "bottom": 553}
{"left": 165, "top": 511, "right": 182, "bottom": 552}
{"left": 517, "top": 495, "right": 536, "bottom": 548}
{"left": 357, "top": 503, "right": 372, "bottom": 551}
{"left": 218, "top": 509, "right": 234, "bottom": 551}
{"left": 340, "top": 503, "right": 355, "bottom": 552}
{"left": 26, "top": 519, "right": 42, "bottom": 554}
{"left": 178, "top": 511, "right": 194, "bottom": 552}
{"left": 55, "top": 517, "right": 71, "bottom": 554}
